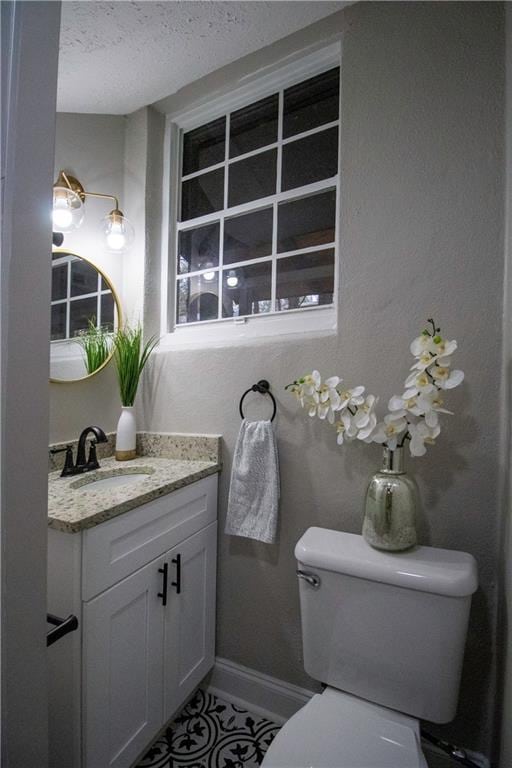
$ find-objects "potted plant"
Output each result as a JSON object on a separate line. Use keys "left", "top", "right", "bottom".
{"left": 113, "top": 325, "right": 158, "bottom": 460}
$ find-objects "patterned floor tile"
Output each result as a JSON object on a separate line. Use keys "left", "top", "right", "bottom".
{"left": 137, "top": 689, "right": 280, "bottom": 768}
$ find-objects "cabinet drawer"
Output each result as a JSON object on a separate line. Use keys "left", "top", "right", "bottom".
{"left": 82, "top": 475, "right": 217, "bottom": 600}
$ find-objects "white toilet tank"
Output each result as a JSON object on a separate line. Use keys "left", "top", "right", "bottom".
{"left": 295, "top": 528, "right": 478, "bottom": 723}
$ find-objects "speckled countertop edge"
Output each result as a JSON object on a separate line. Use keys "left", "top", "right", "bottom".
{"left": 48, "top": 456, "right": 221, "bottom": 533}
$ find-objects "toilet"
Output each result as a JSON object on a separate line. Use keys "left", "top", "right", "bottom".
{"left": 262, "top": 527, "right": 478, "bottom": 768}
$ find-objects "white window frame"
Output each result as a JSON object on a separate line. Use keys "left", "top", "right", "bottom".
{"left": 160, "top": 42, "right": 342, "bottom": 349}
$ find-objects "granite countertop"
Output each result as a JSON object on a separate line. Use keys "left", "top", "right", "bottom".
{"left": 48, "top": 433, "right": 221, "bottom": 533}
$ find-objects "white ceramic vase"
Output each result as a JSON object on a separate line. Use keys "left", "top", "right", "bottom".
{"left": 115, "top": 406, "right": 136, "bottom": 461}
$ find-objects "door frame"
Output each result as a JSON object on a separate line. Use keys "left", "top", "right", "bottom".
{"left": 1, "top": 1, "right": 61, "bottom": 765}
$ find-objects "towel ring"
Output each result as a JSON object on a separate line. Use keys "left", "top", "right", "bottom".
{"left": 239, "top": 380, "right": 277, "bottom": 422}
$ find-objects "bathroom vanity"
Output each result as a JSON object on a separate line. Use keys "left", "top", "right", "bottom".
{"left": 47, "top": 435, "right": 221, "bottom": 768}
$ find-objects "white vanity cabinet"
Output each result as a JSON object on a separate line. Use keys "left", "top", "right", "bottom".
{"left": 48, "top": 474, "right": 218, "bottom": 768}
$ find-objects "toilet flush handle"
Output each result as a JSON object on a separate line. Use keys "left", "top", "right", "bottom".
{"left": 296, "top": 570, "right": 321, "bottom": 589}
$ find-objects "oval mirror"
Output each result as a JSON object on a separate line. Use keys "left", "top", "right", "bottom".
{"left": 50, "top": 250, "right": 122, "bottom": 383}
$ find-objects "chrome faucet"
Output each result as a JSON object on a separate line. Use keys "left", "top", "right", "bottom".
{"left": 51, "top": 425, "right": 108, "bottom": 477}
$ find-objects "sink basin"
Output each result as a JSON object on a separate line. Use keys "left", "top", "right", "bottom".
{"left": 71, "top": 468, "right": 154, "bottom": 493}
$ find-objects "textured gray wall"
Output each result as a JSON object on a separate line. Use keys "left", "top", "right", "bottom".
{"left": 141, "top": 3, "right": 504, "bottom": 758}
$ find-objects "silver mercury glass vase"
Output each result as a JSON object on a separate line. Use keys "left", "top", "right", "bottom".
{"left": 362, "top": 446, "right": 417, "bottom": 551}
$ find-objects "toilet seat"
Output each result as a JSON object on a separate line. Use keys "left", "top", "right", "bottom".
{"left": 261, "top": 687, "right": 428, "bottom": 768}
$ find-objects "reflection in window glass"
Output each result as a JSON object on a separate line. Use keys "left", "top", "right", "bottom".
{"left": 228, "top": 149, "right": 277, "bottom": 208}
{"left": 282, "top": 127, "right": 338, "bottom": 192}
{"left": 70, "top": 259, "right": 99, "bottom": 297}
{"left": 69, "top": 296, "right": 98, "bottom": 337}
{"left": 178, "top": 223, "right": 220, "bottom": 274}
{"left": 283, "top": 67, "right": 340, "bottom": 139}
{"left": 52, "top": 263, "right": 67, "bottom": 301}
{"left": 230, "top": 94, "right": 278, "bottom": 158}
{"left": 277, "top": 249, "right": 335, "bottom": 311}
{"left": 176, "top": 273, "right": 219, "bottom": 324}
{"left": 278, "top": 190, "right": 336, "bottom": 253}
{"left": 51, "top": 303, "right": 66, "bottom": 341}
{"left": 181, "top": 168, "right": 224, "bottom": 221}
{"left": 222, "top": 262, "right": 272, "bottom": 318}
{"left": 183, "top": 117, "right": 226, "bottom": 176}
{"left": 224, "top": 208, "right": 273, "bottom": 265}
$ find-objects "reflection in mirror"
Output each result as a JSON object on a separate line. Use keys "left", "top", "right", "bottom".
{"left": 50, "top": 250, "right": 121, "bottom": 382}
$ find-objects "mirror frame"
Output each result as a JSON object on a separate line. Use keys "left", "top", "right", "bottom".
{"left": 50, "top": 249, "right": 123, "bottom": 384}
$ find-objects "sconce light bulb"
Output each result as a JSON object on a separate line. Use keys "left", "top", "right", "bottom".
{"left": 203, "top": 271, "right": 215, "bottom": 282}
{"left": 53, "top": 206, "right": 73, "bottom": 229}
{"left": 52, "top": 187, "right": 84, "bottom": 232}
{"left": 102, "top": 210, "right": 134, "bottom": 253}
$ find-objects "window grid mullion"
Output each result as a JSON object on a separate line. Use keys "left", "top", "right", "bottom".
{"left": 272, "top": 90, "right": 284, "bottom": 312}
{"left": 219, "top": 113, "right": 230, "bottom": 319}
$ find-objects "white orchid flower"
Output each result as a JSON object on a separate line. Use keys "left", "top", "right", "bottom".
{"left": 431, "top": 337, "right": 457, "bottom": 359}
{"left": 287, "top": 382, "right": 306, "bottom": 406}
{"left": 403, "top": 370, "right": 436, "bottom": 399}
{"left": 415, "top": 391, "right": 453, "bottom": 428}
{"left": 410, "top": 338, "right": 458, "bottom": 371}
{"left": 357, "top": 412, "right": 378, "bottom": 442}
{"left": 372, "top": 413, "right": 408, "bottom": 451}
{"left": 409, "top": 421, "right": 441, "bottom": 457}
{"left": 336, "top": 412, "right": 357, "bottom": 445}
{"left": 353, "top": 395, "right": 377, "bottom": 429}
{"left": 410, "top": 334, "right": 435, "bottom": 357}
{"left": 319, "top": 377, "right": 342, "bottom": 424}
{"left": 338, "top": 385, "right": 365, "bottom": 411}
{"left": 431, "top": 366, "right": 464, "bottom": 390}
{"left": 303, "top": 370, "right": 321, "bottom": 396}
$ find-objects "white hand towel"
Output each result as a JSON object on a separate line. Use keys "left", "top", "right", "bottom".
{"left": 225, "top": 419, "right": 280, "bottom": 543}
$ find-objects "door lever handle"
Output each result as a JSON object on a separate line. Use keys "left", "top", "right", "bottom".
{"left": 46, "top": 613, "right": 78, "bottom": 647}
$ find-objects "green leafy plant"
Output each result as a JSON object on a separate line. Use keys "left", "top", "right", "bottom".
{"left": 113, "top": 325, "right": 158, "bottom": 406}
{"left": 76, "top": 319, "right": 112, "bottom": 375}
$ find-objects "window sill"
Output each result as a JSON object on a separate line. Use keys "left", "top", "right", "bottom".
{"left": 158, "top": 305, "right": 336, "bottom": 351}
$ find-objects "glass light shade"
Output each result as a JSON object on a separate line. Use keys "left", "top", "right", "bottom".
{"left": 101, "top": 211, "right": 135, "bottom": 253}
{"left": 52, "top": 187, "right": 84, "bottom": 232}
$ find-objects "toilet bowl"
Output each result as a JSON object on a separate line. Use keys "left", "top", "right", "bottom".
{"left": 261, "top": 527, "right": 477, "bottom": 768}
{"left": 262, "top": 687, "right": 428, "bottom": 768}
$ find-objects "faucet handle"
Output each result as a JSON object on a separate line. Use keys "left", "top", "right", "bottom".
{"left": 50, "top": 445, "right": 75, "bottom": 477}
{"left": 87, "top": 440, "right": 100, "bottom": 471}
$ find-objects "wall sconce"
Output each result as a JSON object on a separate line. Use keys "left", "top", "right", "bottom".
{"left": 52, "top": 170, "right": 135, "bottom": 253}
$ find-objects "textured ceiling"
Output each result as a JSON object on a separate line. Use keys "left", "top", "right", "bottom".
{"left": 58, "top": 1, "right": 345, "bottom": 114}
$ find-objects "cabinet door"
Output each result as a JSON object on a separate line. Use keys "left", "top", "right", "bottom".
{"left": 163, "top": 521, "right": 217, "bottom": 721}
{"left": 83, "top": 556, "right": 165, "bottom": 768}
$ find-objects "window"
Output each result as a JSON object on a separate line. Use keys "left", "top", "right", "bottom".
{"left": 173, "top": 64, "right": 340, "bottom": 328}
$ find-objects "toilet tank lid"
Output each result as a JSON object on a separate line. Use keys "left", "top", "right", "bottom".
{"left": 295, "top": 528, "right": 478, "bottom": 597}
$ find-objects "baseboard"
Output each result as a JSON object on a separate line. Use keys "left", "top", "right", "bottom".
{"left": 207, "top": 658, "right": 490, "bottom": 768}
{"left": 206, "top": 657, "right": 314, "bottom": 725}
